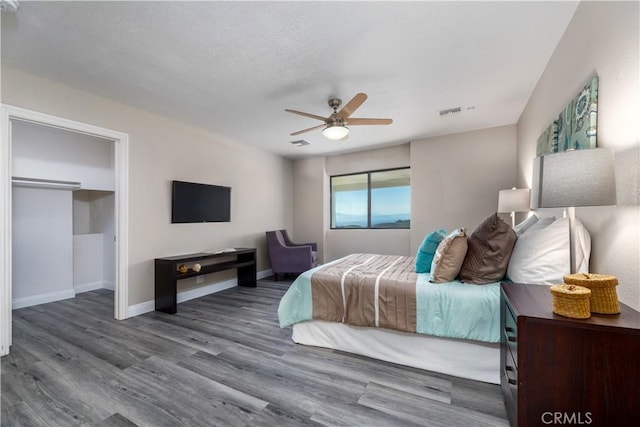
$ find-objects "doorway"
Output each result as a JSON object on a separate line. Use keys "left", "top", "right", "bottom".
{"left": 0, "top": 105, "right": 129, "bottom": 356}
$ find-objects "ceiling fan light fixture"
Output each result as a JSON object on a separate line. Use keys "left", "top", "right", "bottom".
{"left": 322, "top": 124, "right": 349, "bottom": 140}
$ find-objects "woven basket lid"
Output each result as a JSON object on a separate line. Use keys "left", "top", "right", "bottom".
{"left": 550, "top": 284, "right": 591, "bottom": 298}
{"left": 564, "top": 273, "right": 618, "bottom": 288}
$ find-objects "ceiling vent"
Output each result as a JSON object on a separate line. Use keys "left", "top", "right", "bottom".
{"left": 438, "top": 106, "right": 462, "bottom": 117}
{"left": 290, "top": 139, "right": 310, "bottom": 147}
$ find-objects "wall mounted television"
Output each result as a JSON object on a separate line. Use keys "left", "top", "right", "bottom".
{"left": 171, "top": 180, "right": 231, "bottom": 223}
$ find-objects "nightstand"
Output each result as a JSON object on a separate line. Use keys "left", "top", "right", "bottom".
{"left": 500, "top": 282, "right": 640, "bottom": 427}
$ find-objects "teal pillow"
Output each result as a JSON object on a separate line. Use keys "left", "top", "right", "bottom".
{"left": 415, "top": 228, "right": 447, "bottom": 273}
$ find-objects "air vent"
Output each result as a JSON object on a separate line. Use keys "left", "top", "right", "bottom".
{"left": 290, "top": 139, "right": 310, "bottom": 147}
{"left": 438, "top": 106, "right": 462, "bottom": 117}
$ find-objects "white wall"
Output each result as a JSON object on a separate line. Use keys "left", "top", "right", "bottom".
{"left": 73, "top": 234, "right": 104, "bottom": 292}
{"left": 90, "top": 192, "right": 115, "bottom": 288}
{"left": 2, "top": 66, "right": 293, "bottom": 307}
{"left": 73, "top": 190, "right": 116, "bottom": 290}
{"left": 12, "top": 186, "right": 74, "bottom": 307}
{"left": 73, "top": 194, "right": 92, "bottom": 235}
{"left": 410, "top": 125, "right": 517, "bottom": 252}
{"left": 292, "top": 157, "right": 327, "bottom": 263}
{"left": 324, "top": 144, "right": 411, "bottom": 176}
{"left": 12, "top": 120, "right": 115, "bottom": 191}
{"left": 516, "top": 1, "right": 640, "bottom": 309}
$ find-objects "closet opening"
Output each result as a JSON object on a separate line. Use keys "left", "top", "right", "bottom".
{"left": 1, "top": 105, "right": 130, "bottom": 356}
{"left": 11, "top": 122, "right": 116, "bottom": 312}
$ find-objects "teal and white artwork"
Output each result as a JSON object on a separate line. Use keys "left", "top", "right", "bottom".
{"left": 536, "top": 120, "right": 558, "bottom": 156}
{"left": 536, "top": 76, "right": 598, "bottom": 156}
{"left": 557, "top": 76, "right": 598, "bottom": 151}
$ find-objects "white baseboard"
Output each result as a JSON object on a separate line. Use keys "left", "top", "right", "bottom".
{"left": 257, "top": 269, "right": 273, "bottom": 280}
{"left": 13, "top": 289, "right": 76, "bottom": 310}
{"left": 74, "top": 280, "right": 114, "bottom": 294}
{"left": 127, "top": 300, "right": 155, "bottom": 317}
{"left": 74, "top": 281, "right": 105, "bottom": 294}
{"left": 127, "top": 269, "right": 271, "bottom": 318}
{"left": 176, "top": 278, "right": 237, "bottom": 304}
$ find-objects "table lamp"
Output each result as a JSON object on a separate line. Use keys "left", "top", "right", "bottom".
{"left": 498, "top": 188, "right": 531, "bottom": 228}
{"left": 531, "top": 147, "right": 616, "bottom": 273}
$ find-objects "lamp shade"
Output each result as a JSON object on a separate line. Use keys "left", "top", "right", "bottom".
{"left": 498, "top": 188, "right": 531, "bottom": 213}
{"left": 531, "top": 148, "right": 616, "bottom": 209}
{"left": 322, "top": 124, "right": 349, "bottom": 140}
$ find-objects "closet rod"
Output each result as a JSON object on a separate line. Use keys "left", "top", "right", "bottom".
{"left": 11, "top": 176, "right": 81, "bottom": 190}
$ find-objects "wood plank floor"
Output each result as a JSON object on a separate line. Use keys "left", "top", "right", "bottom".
{"left": 1, "top": 278, "right": 508, "bottom": 426}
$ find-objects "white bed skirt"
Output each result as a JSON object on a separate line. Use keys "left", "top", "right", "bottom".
{"left": 292, "top": 320, "right": 500, "bottom": 384}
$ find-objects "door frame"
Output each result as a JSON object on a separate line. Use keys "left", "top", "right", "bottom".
{"left": 0, "top": 104, "right": 129, "bottom": 356}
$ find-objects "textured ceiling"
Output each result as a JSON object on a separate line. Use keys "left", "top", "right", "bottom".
{"left": 1, "top": 1, "right": 579, "bottom": 159}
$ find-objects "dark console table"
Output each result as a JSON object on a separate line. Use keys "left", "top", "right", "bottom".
{"left": 155, "top": 248, "right": 256, "bottom": 314}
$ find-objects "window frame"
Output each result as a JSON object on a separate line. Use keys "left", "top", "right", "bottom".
{"left": 330, "top": 167, "right": 410, "bottom": 230}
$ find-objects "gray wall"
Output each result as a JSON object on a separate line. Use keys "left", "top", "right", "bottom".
{"left": 516, "top": 1, "right": 640, "bottom": 309}
{"left": 2, "top": 66, "right": 294, "bottom": 307}
{"left": 292, "top": 125, "right": 517, "bottom": 263}
{"left": 410, "top": 125, "right": 517, "bottom": 252}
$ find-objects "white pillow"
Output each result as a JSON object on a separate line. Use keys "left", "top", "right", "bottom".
{"left": 522, "top": 216, "right": 556, "bottom": 234}
{"left": 572, "top": 217, "right": 591, "bottom": 273}
{"left": 513, "top": 214, "right": 539, "bottom": 236}
{"left": 506, "top": 217, "right": 569, "bottom": 285}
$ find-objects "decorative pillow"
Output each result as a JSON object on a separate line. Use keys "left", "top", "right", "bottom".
{"left": 506, "top": 217, "right": 570, "bottom": 285}
{"left": 429, "top": 228, "right": 468, "bottom": 283}
{"left": 459, "top": 213, "right": 517, "bottom": 285}
{"left": 415, "top": 228, "right": 447, "bottom": 273}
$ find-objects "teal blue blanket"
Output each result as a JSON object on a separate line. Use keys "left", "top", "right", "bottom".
{"left": 277, "top": 259, "right": 500, "bottom": 343}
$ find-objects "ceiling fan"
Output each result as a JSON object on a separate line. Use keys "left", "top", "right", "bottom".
{"left": 285, "top": 93, "right": 393, "bottom": 140}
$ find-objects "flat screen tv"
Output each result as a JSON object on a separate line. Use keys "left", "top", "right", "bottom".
{"left": 171, "top": 180, "right": 231, "bottom": 223}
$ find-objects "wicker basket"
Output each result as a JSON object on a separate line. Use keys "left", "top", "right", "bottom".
{"left": 563, "top": 273, "right": 620, "bottom": 314}
{"left": 550, "top": 284, "right": 591, "bottom": 319}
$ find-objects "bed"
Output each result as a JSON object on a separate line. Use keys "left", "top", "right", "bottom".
{"left": 277, "top": 214, "right": 587, "bottom": 385}
{"left": 277, "top": 253, "right": 502, "bottom": 384}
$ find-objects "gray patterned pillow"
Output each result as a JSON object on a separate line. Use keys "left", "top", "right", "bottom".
{"left": 459, "top": 213, "right": 517, "bottom": 285}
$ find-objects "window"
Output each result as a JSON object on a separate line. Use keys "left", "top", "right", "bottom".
{"left": 331, "top": 168, "right": 410, "bottom": 229}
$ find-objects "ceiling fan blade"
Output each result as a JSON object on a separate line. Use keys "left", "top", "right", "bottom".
{"left": 347, "top": 118, "right": 393, "bottom": 125}
{"left": 337, "top": 93, "right": 368, "bottom": 119}
{"left": 290, "top": 124, "right": 325, "bottom": 136}
{"left": 285, "top": 109, "right": 328, "bottom": 122}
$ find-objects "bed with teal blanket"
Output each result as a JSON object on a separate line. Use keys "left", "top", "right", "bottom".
{"left": 278, "top": 253, "right": 500, "bottom": 343}
{"left": 277, "top": 253, "right": 502, "bottom": 384}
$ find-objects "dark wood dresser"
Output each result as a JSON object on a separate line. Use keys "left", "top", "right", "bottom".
{"left": 500, "top": 282, "right": 640, "bottom": 427}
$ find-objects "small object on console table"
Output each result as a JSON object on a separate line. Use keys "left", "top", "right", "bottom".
{"left": 500, "top": 282, "right": 640, "bottom": 427}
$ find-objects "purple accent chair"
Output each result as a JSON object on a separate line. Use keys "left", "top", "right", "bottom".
{"left": 266, "top": 230, "right": 318, "bottom": 281}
